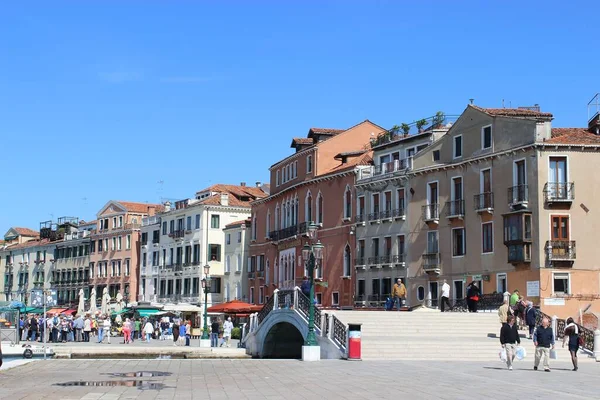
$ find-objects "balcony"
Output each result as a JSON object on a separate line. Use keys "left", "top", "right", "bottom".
{"left": 124, "top": 223, "right": 141, "bottom": 230}
{"left": 422, "top": 204, "right": 440, "bottom": 223}
{"left": 546, "top": 241, "right": 576, "bottom": 263}
{"left": 369, "top": 113, "right": 460, "bottom": 149}
{"left": 393, "top": 254, "right": 406, "bottom": 266}
{"left": 474, "top": 192, "right": 494, "bottom": 213}
{"left": 392, "top": 208, "right": 406, "bottom": 221}
{"left": 368, "top": 256, "right": 380, "bottom": 266}
{"left": 379, "top": 255, "right": 392, "bottom": 265}
{"left": 354, "top": 214, "right": 366, "bottom": 225}
{"left": 445, "top": 199, "right": 465, "bottom": 219}
{"left": 248, "top": 271, "right": 256, "bottom": 279}
{"left": 508, "top": 185, "right": 529, "bottom": 208}
{"left": 357, "top": 158, "right": 413, "bottom": 181}
{"left": 354, "top": 258, "right": 366, "bottom": 268}
{"left": 379, "top": 209, "right": 394, "bottom": 222}
{"left": 169, "top": 230, "right": 185, "bottom": 240}
{"left": 368, "top": 211, "right": 381, "bottom": 223}
{"left": 269, "top": 224, "right": 299, "bottom": 242}
{"left": 544, "top": 182, "right": 574, "bottom": 204}
{"left": 257, "top": 270, "right": 265, "bottom": 279}
{"left": 422, "top": 253, "right": 441, "bottom": 274}
{"left": 152, "top": 238, "right": 160, "bottom": 244}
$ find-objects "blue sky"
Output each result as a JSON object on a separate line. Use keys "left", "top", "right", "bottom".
{"left": 1, "top": 1, "right": 598, "bottom": 232}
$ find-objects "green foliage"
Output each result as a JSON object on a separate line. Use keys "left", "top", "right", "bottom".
{"left": 231, "top": 327, "right": 242, "bottom": 339}
{"left": 416, "top": 119, "right": 427, "bottom": 132}
{"left": 401, "top": 123, "right": 410, "bottom": 135}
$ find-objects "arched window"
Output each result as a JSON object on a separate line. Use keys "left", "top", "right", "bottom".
{"left": 236, "top": 254, "right": 242, "bottom": 272}
{"left": 225, "top": 255, "right": 231, "bottom": 273}
{"left": 305, "top": 191, "right": 312, "bottom": 222}
{"left": 344, "top": 185, "right": 352, "bottom": 219}
{"left": 417, "top": 286, "right": 425, "bottom": 301}
{"left": 316, "top": 192, "right": 324, "bottom": 224}
{"left": 294, "top": 197, "right": 299, "bottom": 225}
{"left": 343, "top": 245, "right": 351, "bottom": 277}
{"left": 266, "top": 210, "right": 271, "bottom": 238}
{"left": 225, "top": 284, "right": 230, "bottom": 301}
{"left": 235, "top": 282, "right": 241, "bottom": 299}
{"left": 275, "top": 204, "right": 280, "bottom": 231}
{"left": 252, "top": 214, "right": 257, "bottom": 240}
{"left": 265, "top": 259, "right": 270, "bottom": 285}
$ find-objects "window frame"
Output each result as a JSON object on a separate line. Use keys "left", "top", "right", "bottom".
{"left": 552, "top": 272, "right": 571, "bottom": 295}
{"left": 452, "top": 227, "right": 466, "bottom": 257}
{"left": 210, "top": 214, "right": 220, "bottom": 229}
{"left": 550, "top": 214, "right": 570, "bottom": 241}
{"left": 496, "top": 273, "right": 507, "bottom": 294}
{"left": 343, "top": 185, "right": 352, "bottom": 220}
{"left": 331, "top": 291, "right": 340, "bottom": 306}
{"left": 482, "top": 222, "right": 494, "bottom": 254}
{"left": 453, "top": 134, "right": 463, "bottom": 159}
{"left": 432, "top": 150, "right": 440, "bottom": 162}
{"left": 306, "top": 154, "right": 313, "bottom": 173}
{"left": 481, "top": 124, "right": 492, "bottom": 150}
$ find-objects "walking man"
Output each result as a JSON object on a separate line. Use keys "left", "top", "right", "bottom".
{"left": 498, "top": 299, "right": 511, "bottom": 325}
{"left": 392, "top": 279, "right": 407, "bottom": 311}
{"left": 500, "top": 315, "right": 520, "bottom": 370}
{"left": 221, "top": 317, "right": 234, "bottom": 347}
{"left": 210, "top": 318, "right": 220, "bottom": 348}
{"left": 533, "top": 317, "right": 555, "bottom": 372}
{"left": 440, "top": 280, "right": 451, "bottom": 312}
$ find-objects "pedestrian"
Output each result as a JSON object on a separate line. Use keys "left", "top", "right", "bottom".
{"left": 516, "top": 296, "right": 527, "bottom": 329}
{"left": 123, "top": 318, "right": 132, "bottom": 344}
{"left": 509, "top": 289, "right": 519, "bottom": 307}
{"left": 185, "top": 320, "right": 191, "bottom": 346}
{"left": 144, "top": 319, "right": 154, "bottom": 343}
{"left": 46, "top": 316, "right": 54, "bottom": 343}
{"left": 392, "top": 278, "right": 407, "bottom": 311}
{"left": 172, "top": 321, "right": 180, "bottom": 346}
{"left": 29, "top": 315, "right": 38, "bottom": 342}
{"left": 525, "top": 302, "right": 536, "bottom": 339}
{"left": 533, "top": 317, "right": 555, "bottom": 372}
{"left": 221, "top": 317, "right": 233, "bottom": 347}
{"left": 74, "top": 314, "right": 84, "bottom": 342}
{"left": 97, "top": 317, "right": 105, "bottom": 344}
{"left": 19, "top": 316, "right": 24, "bottom": 341}
{"left": 500, "top": 315, "right": 520, "bottom": 370}
{"left": 83, "top": 315, "right": 92, "bottom": 342}
{"left": 51, "top": 314, "right": 60, "bottom": 343}
{"left": 103, "top": 316, "right": 112, "bottom": 344}
{"left": 440, "top": 279, "right": 451, "bottom": 312}
{"left": 466, "top": 282, "right": 480, "bottom": 312}
{"left": 178, "top": 322, "right": 186, "bottom": 346}
{"left": 134, "top": 319, "right": 141, "bottom": 340}
{"left": 498, "top": 299, "right": 511, "bottom": 325}
{"left": 563, "top": 317, "right": 580, "bottom": 371}
{"left": 210, "top": 318, "right": 220, "bottom": 348}
{"left": 301, "top": 276, "right": 311, "bottom": 298}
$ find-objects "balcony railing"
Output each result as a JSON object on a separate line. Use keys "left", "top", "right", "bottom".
{"left": 124, "top": 223, "right": 141, "bottom": 230}
{"left": 422, "top": 204, "right": 439, "bottom": 222}
{"left": 422, "top": 253, "right": 441, "bottom": 273}
{"left": 269, "top": 224, "right": 299, "bottom": 242}
{"left": 248, "top": 271, "right": 256, "bottom": 279}
{"left": 546, "top": 241, "right": 576, "bottom": 262}
{"left": 169, "top": 230, "right": 185, "bottom": 239}
{"left": 445, "top": 199, "right": 465, "bottom": 218}
{"left": 368, "top": 256, "right": 379, "bottom": 265}
{"left": 393, "top": 254, "right": 406, "bottom": 265}
{"left": 392, "top": 208, "right": 405, "bottom": 220}
{"left": 379, "top": 255, "right": 392, "bottom": 264}
{"left": 474, "top": 192, "right": 494, "bottom": 211}
{"left": 357, "top": 158, "right": 413, "bottom": 181}
{"left": 369, "top": 113, "right": 459, "bottom": 149}
{"left": 544, "top": 182, "right": 574, "bottom": 203}
{"left": 508, "top": 185, "right": 529, "bottom": 207}
{"left": 368, "top": 211, "right": 380, "bottom": 222}
{"left": 354, "top": 214, "right": 365, "bottom": 224}
{"left": 355, "top": 257, "right": 365, "bottom": 266}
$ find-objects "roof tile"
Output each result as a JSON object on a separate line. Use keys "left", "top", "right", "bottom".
{"left": 117, "top": 201, "right": 163, "bottom": 214}
{"left": 546, "top": 128, "right": 600, "bottom": 144}
{"left": 13, "top": 227, "right": 39, "bottom": 237}
{"left": 471, "top": 105, "right": 553, "bottom": 118}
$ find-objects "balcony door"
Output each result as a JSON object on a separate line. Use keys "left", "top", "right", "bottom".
{"left": 427, "top": 231, "right": 439, "bottom": 254}
{"left": 427, "top": 182, "right": 438, "bottom": 219}
{"left": 384, "top": 191, "right": 392, "bottom": 212}
{"left": 551, "top": 215, "right": 570, "bottom": 257}
{"left": 358, "top": 196, "right": 365, "bottom": 217}
{"left": 372, "top": 193, "right": 380, "bottom": 214}
{"left": 549, "top": 157, "right": 567, "bottom": 199}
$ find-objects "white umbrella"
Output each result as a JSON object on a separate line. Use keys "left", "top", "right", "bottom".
{"left": 89, "top": 288, "right": 97, "bottom": 315}
{"left": 115, "top": 292, "right": 123, "bottom": 313}
{"left": 101, "top": 287, "right": 110, "bottom": 315}
{"left": 77, "top": 289, "right": 85, "bottom": 316}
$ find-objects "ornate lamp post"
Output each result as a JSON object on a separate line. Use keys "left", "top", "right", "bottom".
{"left": 200, "top": 264, "right": 211, "bottom": 346}
{"left": 301, "top": 222, "right": 324, "bottom": 356}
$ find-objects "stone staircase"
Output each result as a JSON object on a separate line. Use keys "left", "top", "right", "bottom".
{"left": 331, "top": 309, "right": 590, "bottom": 361}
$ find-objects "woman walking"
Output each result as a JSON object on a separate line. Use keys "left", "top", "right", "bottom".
{"left": 563, "top": 317, "right": 580, "bottom": 371}
{"left": 172, "top": 322, "right": 180, "bottom": 346}
{"left": 123, "top": 318, "right": 133, "bottom": 344}
{"left": 144, "top": 319, "right": 154, "bottom": 343}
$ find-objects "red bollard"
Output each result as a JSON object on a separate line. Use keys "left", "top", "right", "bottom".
{"left": 347, "top": 323, "right": 362, "bottom": 361}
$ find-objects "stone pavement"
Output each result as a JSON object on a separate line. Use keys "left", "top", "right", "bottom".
{"left": 1, "top": 358, "right": 599, "bottom": 399}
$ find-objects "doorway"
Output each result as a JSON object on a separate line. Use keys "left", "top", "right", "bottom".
{"left": 429, "top": 281, "right": 439, "bottom": 308}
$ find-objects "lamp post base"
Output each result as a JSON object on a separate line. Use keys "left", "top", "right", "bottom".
{"left": 200, "top": 339, "right": 211, "bottom": 348}
{"left": 302, "top": 345, "right": 321, "bottom": 361}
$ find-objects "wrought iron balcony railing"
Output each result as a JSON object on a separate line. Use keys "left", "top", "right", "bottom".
{"left": 393, "top": 254, "right": 406, "bottom": 265}
{"left": 543, "top": 182, "right": 574, "bottom": 203}
{"left": 354, "top": 257, "right": 365, "bottom": 266}
{"left": 445, "top": 199, "right": 465, "bottom": 218}
{"left": 422, "top": 204, "right": 439, "bottom": 222}
{"left": 546, "top": 240, "right": 576, "bottom": 261}
{"left": 368, "top": 256, "right": 380, "bottom": 265}
{"left": 422, "top": 253, "right": 441, "bottom": 272}
{"left": 508, "top": 185, "right": 529, "bottom": 206}
{"left": 474, "top": 192, "right": 494, "bottom": 211}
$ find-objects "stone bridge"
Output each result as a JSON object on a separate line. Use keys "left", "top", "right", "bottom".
{"left": 242, "top": 288, "right": 348, "bottom": 359}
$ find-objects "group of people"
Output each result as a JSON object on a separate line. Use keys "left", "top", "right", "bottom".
{"left": 154, "top": 317, "right": 193, "bottom": 346}
{"left": 499, "top": 290, "right": 582, "bottom": 372}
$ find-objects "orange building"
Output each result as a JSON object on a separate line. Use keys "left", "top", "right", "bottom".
{"left": 249, "top": 121, "right": 383, "bottom": 307}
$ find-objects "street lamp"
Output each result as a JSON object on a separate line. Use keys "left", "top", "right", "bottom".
{"left": 201, "top": 264, "right": 211, "bottom": 341}
{"left": 301, "top": 222, "right": 324, "bottom": 347}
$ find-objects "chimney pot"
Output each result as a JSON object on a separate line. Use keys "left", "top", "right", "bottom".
{"left": 240, "top": 182, "right": 246, "bottom": 187}
{"left": 255, "top": 181, "right": 261, "bottom": 187}
{"left": 220, "top": 193, "right": 229, "bottom": 206}
{"left": 164, "top": 201, "right": 171, "bottom": 212}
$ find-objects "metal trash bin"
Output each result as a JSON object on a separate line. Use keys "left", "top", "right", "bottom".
{"left": 347, "top": 323, "right": 362, "bottom": 361}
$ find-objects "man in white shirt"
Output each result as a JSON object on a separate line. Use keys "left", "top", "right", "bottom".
{"left": 441, "top": 279, "right": 451, "bottom": 312}
{"left": 221, "top": 317, "right": 234, "bottom": 348}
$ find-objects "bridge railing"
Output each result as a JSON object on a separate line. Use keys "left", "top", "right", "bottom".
{"left": 535, "top": 309, "right": 594, "bottom": 352}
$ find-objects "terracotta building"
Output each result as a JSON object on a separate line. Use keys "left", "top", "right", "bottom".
{"left": 249, "top": 121, "right": 383, "bottom": 307}
{"left": 90, "top": 201, "right": 161, "bottom": 304}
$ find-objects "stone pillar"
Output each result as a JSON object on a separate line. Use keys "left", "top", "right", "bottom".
{"left": 551, "top": 315, "right": 558, "bottom": 341}
{"left": 594, "top": 329, "right": 600, "bottom": 362}
{"left": 328, "top": 314, "right": 334, "bottom": 340}
{"left": 273, "top": 289, "right": 279, "bottom": 310}
{"left": 293, "top": 288, "right": 299, "bottom": 310}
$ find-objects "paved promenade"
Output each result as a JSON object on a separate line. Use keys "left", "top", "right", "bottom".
{"left": 1, "top": 358, "right": 599, "bottom": 399}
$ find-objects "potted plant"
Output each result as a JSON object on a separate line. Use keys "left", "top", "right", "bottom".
{"left": 433, "top": 111, "right": 445, "bottom": 127}
{"left": 390, "top": 125, "right": 400, "bottom": 135}
{"left": 401, "top": 123, "right": 410, "bottom": 136}
{"left": 416, "top": 119, "right": 427, "bottom": 132}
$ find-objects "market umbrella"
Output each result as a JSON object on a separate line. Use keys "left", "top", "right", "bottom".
{"left": 101, "top": 287, "right": 110, "bottom": 315}
{"left": 207, "top": 300, "right": 263, "bottom": 314}
{"left": 77, "top": 289, "right": 85, "bottom": 316}
{"left": 89, "top": 288, "right": 97, "bottom": 315}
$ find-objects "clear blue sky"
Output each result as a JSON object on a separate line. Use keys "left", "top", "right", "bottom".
{"left": 1, "top": 1, "right": 598, "bottom": 232}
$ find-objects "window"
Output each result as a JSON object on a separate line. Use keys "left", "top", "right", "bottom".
{"left": 259, "top": 287, "right": 264, "bottom": 304}
{"left": 417, "top": 286, "right": 425, "bottom": 301}
{"left": 237, "top": 254, "right": 242, "bottom": 272}
{"left": 152, "top": 251, "right": 159, "bottom": 266}
{"left": 307, "top": 155, "right": 313, "bottom": 173}
{"left": 371, "top": 278, "right": 381, "bottom": 298}
{"left": 433, "top": 150, "right": 440, "bottom": 161}
{"left": 344, "top": 186, "right": 352, "bottom": 219}
{"left": 482, "top": 222, "right": 494, "bottom": 253}
{"left": 372, "top": 238, "right": 380, "bottom": 257}
{"left": 210, "top": 215, "right": 220, "bottom": 229}
{"left": 551, "top": 215, "right": 569, "bottom": 240}
{"left": 126, "top": 234, "right": 131, "bottom": 250}
{"left": 193, "top": 214, "right": 200, "bottom": 230}
{"left": 276, "top": 170, "right": 280, "bottom": 186}
{"left": 503, "top": 213, "right": 532, "bottom": 243}
{"left": 305, "top": 191, "right": 312, "bottom": 222}
{"left": 332, "top": 292, "right": 339, "bottom": 306}
{"left": 497, "top": 273, "right": 507, "bottom": 294}
{"left": 357, "top": 196, "right": 365, "bottom": 218}
{"left": 117, "top": 260, "right": 121, "bottom": 276}
{"left": 162, "top": 221, "right": 167, "bottom": 235}
{"left": 249, "top": 287, "right": 254, "bottom": 304}
{"left": 186, "top": 216, "right": 192, "bottom": 231}
{"left": 142, "top": 253, "right": 147, "bottom": 267}
{"left": 343, "top": 245, "right": 351, "bottom": 277}
{"left": 117, "top": 236, "right": 122, "bottom": 251}
{"left": 384, "top": 191, "right": 392, "bottom": 212}
{"left": 453, "top": 135, "right": 462, "bottom": 158}
{"left": 225, "top": 256, "right": 231, "bottom": 273}
{"left": 119, "top": 216, "right": 123, "bottom": 227}
{"left": 113, "top": 217, "right": 117, "bottom": 228}
{"left": 152, "top": 230, "right": 159, "bottom": 244}
{"left": 316, "top": 193, "right": 323, "bottom": 224}
{"left": 384, "top": 237, "right": 392, "bottom": 256}
{"left": 252, "top": 215, "right": 257, "bottom": 240}
{"left": 266, "top": 211, "right": 270, "bottom": 237}
{"left": 453, "top": 280, "right": 464, "bottom": 300}
{"left": 482, "top": 125, "right": 492, "bottom": 149}
{"left": 452, "top": 228, "right": 466, "bottom": 257}
{"left": 397, "top": 188, "right": 405, "bottom": 213}
{"left": 427, "top": 231, "right": 439, "bottom": 254}
{"left": 90, "top": 241, "right": 96, "bottom": 253}
{"left": 169, "top": 220, "right": 175, "bottom": 234}
{"left": 372, "top": 193, "right": 380, "bottom": 214}
{"left": 226, "top": 234, "right": 231, "bottom": 245}
{"left": 357, "top": 279, "right": 365, "bottom": 298}
{"left": 111, "top": 237, "right": 116, "bottom": 251}
{"left": 141, "top": 232, "right": 148, "bottom": 245}
{"left": 553, "top": 273, "right": 570, "bottom": 295}
{"left": 209, "top": 244, "right": 221, "bottom": 261}
{"left": 98, "top": 239, "right": 103, "bottom": 252}
{"left": 315, "top": 293, "right": 322, "bottom": 305}
{"left": 111, "top": 261, "right": 116, "bottom": 276}
{"left": 237, "top": 231, "right": 242, "bottom": 243}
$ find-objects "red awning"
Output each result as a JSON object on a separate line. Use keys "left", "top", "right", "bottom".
{"left": 45, "top": 308, "right": 68, "bottom": 315}
{"left": 207, "top": 300, "right": 263, "bottom": 314}
{"left": 64, "top": 308, "right": 78, "bottom": 315}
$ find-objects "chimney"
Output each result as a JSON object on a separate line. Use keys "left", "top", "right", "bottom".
{"left": 255, "top": 181, "right": 261, "bottom": 187}
{"left": 220, "top": 193, "right": 229, "bottom": 206}
{"left": 240, "top": 182, "right": 246, "bottom": 187}
{"left": 164, "top": 201, "right": 171, "bottom": 212}
{"left": 148, "top": 205, "right": 156, "bottom": 216}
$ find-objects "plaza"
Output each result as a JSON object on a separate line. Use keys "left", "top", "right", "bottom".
{"left": 1, "top": 358, "right": 599, "bottom": 399}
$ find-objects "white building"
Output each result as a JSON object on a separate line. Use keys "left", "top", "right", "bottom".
{"left": 223, "top": 219, "right": 251, "bottom": 303}
{"left": 138, "top": 183, "right": 268, "bottom": 312}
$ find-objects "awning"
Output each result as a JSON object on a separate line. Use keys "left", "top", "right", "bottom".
{"left": 136, "top": 309, "right": 160, "bottom": 317}
{"left": 64, "top": 309, "right": 78, "bottom": 315}
{"left": 46, "top": 308, "right": 68, "bottom": 315}
{"left": 18, "top": 307, "right": 37, "bottom": 313}
{"left": 162, "top": 304, "right": 202, "bottom": 313}
{"left": 207, "top": 300, "right": 263, "bottom": 314}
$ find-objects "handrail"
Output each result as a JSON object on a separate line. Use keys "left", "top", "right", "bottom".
{"left": 535, "top": 310, "right": 593, "bottom": 352}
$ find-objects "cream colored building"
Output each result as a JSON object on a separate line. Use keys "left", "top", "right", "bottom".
{"left": 355, "top": 102, "right": 600, "bottom": 318}
{"left": 223, "top": 219, "right": 251, "bottom": 303}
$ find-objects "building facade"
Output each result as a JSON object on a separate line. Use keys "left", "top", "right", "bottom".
{"left": 354, "top": 102, "right": 600, "bottom": 318}
{"left": 223, "top": 219, "right": 251, "bottom": 302}
{"left": 249, "top": 121, "right": 383, "bottom": 308}
{"left": 138, "top": 184, "right": 268, "bottom": 310}
{"left": 90, "top": 201, "right": 161, "bottom": 303}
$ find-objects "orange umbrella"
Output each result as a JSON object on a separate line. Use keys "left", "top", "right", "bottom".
{"left": 207, "top": 300, "right": 263, "bottom": 314}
